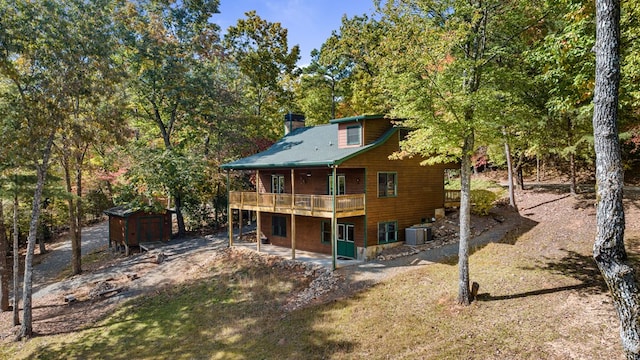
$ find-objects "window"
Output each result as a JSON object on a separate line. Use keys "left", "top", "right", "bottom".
{"left": 378, "top": 221, "right": 398, "bottom": 244}
{"left": 272, "top": 216, "right": 287, "bottom": 237}
{"left": 321, "top": 221, "right": 355, "bottom": 243}
{"left": 328, "top": 174, "right": 346, "bottom": 195}
{"left": 346, "top": 125, "right": 362, "bottom": 146}
{"left": 378, "top": 172, "right": 397, "bottom": 197}
{"left": 321, "top": 221, "right": 331, "bottom": 243}
{"left": 271, "top": 174, "right": 285, "bottom": 194}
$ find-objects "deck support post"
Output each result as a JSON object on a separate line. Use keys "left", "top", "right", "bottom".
{"left": 331, "top": 165, "right": 337, "bottom": 270}
{"left": 227, "top": 171, "right": 233, "bottom": 247}
{"left": 256, "top": 170, "right": 261, "bottom": 253}
{"left": 291, "top": 169, "right": 296, "bottom": 260}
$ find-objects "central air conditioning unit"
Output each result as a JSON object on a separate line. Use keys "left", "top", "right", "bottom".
{"left": 405, "top": 226, "right": 433, "bottom": 245}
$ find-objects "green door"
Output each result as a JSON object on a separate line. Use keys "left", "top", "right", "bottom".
{"left": 337, "top": 224, "right": 355, "bottom": 259}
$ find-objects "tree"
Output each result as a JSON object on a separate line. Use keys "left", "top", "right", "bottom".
{"left": 318, "top": 14, "right": 390, "bottom": 116}
{"left": 118, "top": 0, "right": 220, "bottom": 236}
{"left": 224, "top": 10, "right": 300, "bottom": 138}
{"left": 0, "top": 0, "right": 121, "bottom": 339}
{"left": 592, "top": 0, "right": 640, "bottom": 357}
{"left": 377, "top": 0, "right": 544, "bottom": 304}
{"left": 526, "top": 0, "right": 597, "bottom": 194}
{"left": 0, "top": 197, "right": 7, "bottom": 312}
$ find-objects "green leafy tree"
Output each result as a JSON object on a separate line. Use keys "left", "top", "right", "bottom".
{"left": 125, "top": 148, "right": 208, "bottom": 228}
{"left": 117, "top": 0, "right": 220, "bottom": 236}
{"left": 224, "top": 10, "right": 300, "bottom": 139}
{"left": 190, "top": 57, "right": 253, "bottom": 226}
{"left": 0, "top": 0, "right": 119, "bottom": 339}
{"left": 377, "top": 0, "right": 544, "bottom": 305}
{"left": 526, "top": 0, "right": 596, "bottom": 193}
{"left": 591, "top": 0, "right": 640, "bottom": 357}
{"left": 318, "top": 14, "right": 389, "bottom": 116}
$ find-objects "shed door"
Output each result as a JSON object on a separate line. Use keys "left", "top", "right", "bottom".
{"left": 138, "top": 216, "right": 163, "bottom": 243}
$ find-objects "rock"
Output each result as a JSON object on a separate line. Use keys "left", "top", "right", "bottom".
{"left": 155, "top": 252, "right": 167, "bottom": 264}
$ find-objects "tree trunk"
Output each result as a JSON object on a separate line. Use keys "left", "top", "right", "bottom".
{"left": 0, "top": 200, "right": 9, "bottom": 311}
{"left": 62, "top": 149, "right": 78, "bottom": 275}
{"left": 502, "top": 128, "right": 517, "bottom": 209}
{"left": 458, "top": 130, "right": 474, "bottom": 306}
{"left": 37, "top": 220, "right": 46, "bottom": 255}
{"left": 18, "top": 133, "right": 54, "bottom": 340}
{"left": 175, "top": 194, "right": 185, "bottom": 237}
{"left": 72, "top": 151, "right": 84, "bottom": 275}
{"left": 569, "top": 151, "right": 577, "bottom": 194}
{"left": 536, "top": 154, "right": 541, "bottom": 183}
{"left": 12, "top": 191, "right": 20, "bottom": 326}
{"left": 592, "top": 1, "right": 640, "bottom": 358}
{"left": 567, "top": 116, "right": 577, "bottom": 194}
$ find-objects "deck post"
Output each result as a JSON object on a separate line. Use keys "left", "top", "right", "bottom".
{"left": 256, "top": 170, "right": 261, "bottom": 252}
{"left": 291, "top": 168, "right": 296, "bottom": 260}
{"left": 227, "top": 171, "right": 233, "bottom": 247}
{"left": 331, "top": 165, "right": 337, "bottom": 270}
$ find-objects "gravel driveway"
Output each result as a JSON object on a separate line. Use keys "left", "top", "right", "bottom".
{"left": 32, "top": 221, "right": 110, "bottom": 298}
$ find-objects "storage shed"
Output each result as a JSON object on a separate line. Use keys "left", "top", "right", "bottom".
{"left": 104, "top": 206, "right": 172, "bottom": 255}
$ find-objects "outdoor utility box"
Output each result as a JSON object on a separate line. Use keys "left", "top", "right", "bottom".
{"left": 405, "top": 226, "right": 433, "bottom": 245}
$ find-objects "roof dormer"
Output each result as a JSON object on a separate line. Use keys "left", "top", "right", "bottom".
{"left": 330, "top": 115, "right": 392, "bottom": 148}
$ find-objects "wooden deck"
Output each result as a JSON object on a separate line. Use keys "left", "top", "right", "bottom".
{"left": 229, "top": 191, "right": 365, "bottom": 218}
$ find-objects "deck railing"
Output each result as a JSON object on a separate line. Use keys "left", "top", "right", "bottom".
{"left": 445, "top": 190, "right": 461, "bottom": 203}
{"left": 229, "top": 191, "right": 365, "bottom": 215}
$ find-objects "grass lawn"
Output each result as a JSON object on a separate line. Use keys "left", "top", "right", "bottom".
{"left": 4, "top": 188, "right": 635, "bottom": 359}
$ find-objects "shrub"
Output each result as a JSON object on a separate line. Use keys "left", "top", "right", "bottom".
{"left": 471, "top": 189, "right": 497, "bottom": 215}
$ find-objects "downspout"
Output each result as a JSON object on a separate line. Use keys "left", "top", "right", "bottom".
{"left": 256, "top": 169, "right": 261, "bottom": 253}
{"left": 290, "top": 168, "right": 296, "bottom": 260}
{"left": 363, "top": 168, "right": 367, "bottom": 259}
{"left": 332, "top": 165, "right": 337, "bottom": 270}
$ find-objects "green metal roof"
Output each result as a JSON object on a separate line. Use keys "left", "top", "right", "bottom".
{"left": 329, "top": 114, "right": 385, "bottom": 124}
{"left": 220, "top": 123, "right": 398, "bottom": 170}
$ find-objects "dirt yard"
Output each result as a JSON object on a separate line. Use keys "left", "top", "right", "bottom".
{"left": 2, "top": 181, "right": 640, "bottom": 354}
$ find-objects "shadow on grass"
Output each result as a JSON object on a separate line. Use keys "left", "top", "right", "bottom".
{"left": 522, "top": 194, "right": 571, "bottom": 211}
{"left": 23, "top": 259, "right": 357, "bottom": 360}
{"left": 477, "top": 249, "right": 608, "bottom": 303}
{"left": 335, "top": 208, "right": 539, "bottom": 298}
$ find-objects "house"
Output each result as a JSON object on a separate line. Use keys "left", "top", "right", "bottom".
{"left": 104, "top": 205, "right": 172, "bottom": 255}
{"left": 220, "top": 114, "right": 457, "bottom": 266}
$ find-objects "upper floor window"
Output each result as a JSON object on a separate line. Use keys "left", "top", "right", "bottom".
{"left": 346, "top": 125, "right": 362, "bottom": 146}
{"left": 271, "top": 174, "right": 285, "bottom": 194}
{"left": 328, "top": 174, "right": 346, "bottom": 195}
{"left": 378, "top": 172, "right": 397, "bottom": 197}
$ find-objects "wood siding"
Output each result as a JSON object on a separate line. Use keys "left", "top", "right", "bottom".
{"left": 108, "top": 212, "right": 172, "bottom": 248}
{"left": 337, "top": 122, "right": 362, "bottom": 148}
{"left": 257, "top": 168, "right": 365, "bottom": 195}
{"left": 340, "top": 133, "right": 447, "bottom": 248}
{"left": 363, "top": 118, "right": 393, "bottom": 144}
{"left": 259, "top": 213, "right": 365, "bottom": 254}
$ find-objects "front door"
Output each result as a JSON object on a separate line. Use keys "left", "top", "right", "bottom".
{"left": 337, "top": 223, "right": 355, "bottom": 259}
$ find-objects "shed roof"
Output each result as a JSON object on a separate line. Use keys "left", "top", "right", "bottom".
{"left": 103, "top": 205, "right": 172, "bottom": 218}
{"left": 220, "top": 123, "right": 398, "bottom": 170}
{"left": 103, "top": 205, "right": 137, "bottom": 218}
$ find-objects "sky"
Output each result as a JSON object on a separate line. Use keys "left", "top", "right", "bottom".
{"left": 213, "top": 0, "right": 377, "bottom": 66}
